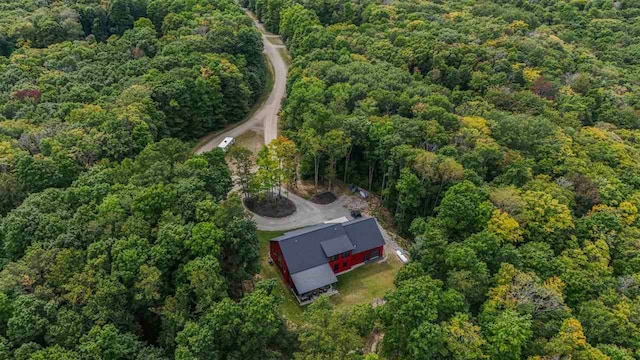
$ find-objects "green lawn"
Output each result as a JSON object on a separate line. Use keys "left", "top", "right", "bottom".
{"left": 330, "top": 252, "right": 402, "bottom": 311}
{"left": 257, "top": 230, "right": 403, "bottom": 324}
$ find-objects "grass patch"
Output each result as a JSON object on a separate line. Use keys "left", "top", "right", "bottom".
{"left": 330, "top": 254, "right": 402, "bottom": 311}
{"left": 234, "top": 129, "right": 263, "bottom": 154}
{"left": 265, "top": 35, "right": 284, "bottom": 46}
{"left": 257, "top": 230, "right": 404, "bottom": 324}
{"left": 277, "top": 47, "right": 292, "bottom": 67}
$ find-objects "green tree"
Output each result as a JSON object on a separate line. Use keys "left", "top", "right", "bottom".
{"left": 395, "top": 167, "right": 426, "bottom": 230}
{"left": 256, "top": 144, "right": 279, "bottom": 197}
{"left": 228, "top": 146, "right": 256, "bottom": 199}
{"left": 556, "top": 240, "right": 613, "bottom": 306}
{"left": 295, "top": 297, "right": 363, "bottom": 360}
{"left": 6, "top": 295, "right": 49, "bottom": 345}
{"left": 382, "top": 275, "right": 465, "bottom": 357}
{"left": 270, "top": 136, "right": 299, "bottom": 196}
{"left": 176, "top": 288, "right": 284, "bottom": 359}
{"left": 408, "top": 321, "right": 447, "bottom": 359}
{"left": 16, "top": 155, "right": 80, "bottom": 193}
{"left": 442, "top": 313, "right": 487, "bottom": 360}
{"left": 322, "top": 129, "right": 351, "bottom": 191}
{"left": 300, "top": 128, "right": 324, "bottom": 194}
{"left": 437, "top": 181, "right": 492, "bottom": 238}
{"left": 183, "top": 255, "right": 226, "bottom": 312}
{"left": 484, "top": 310, "right": 532, "bottom": 360}
{"left": 342, "top": 117, "right": 371, "bottom": 183}
{"left": 109, "top": 0, "right": 135, "bottom": 34}
{"left": 78, "top": 324, "right": 140, "bottom": 359}
{"left": 433, "top": 157, "right": 465, "bottom": 209}
{"left": 541, "top": 318, "right": 608, "bottom": 359}
{"left": 28, "top": 345, "right": 81, "bottom": 360}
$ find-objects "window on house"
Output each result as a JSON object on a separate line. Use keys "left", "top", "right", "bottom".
{"left": 341, "top": 251, "right": 351, "bottom": 258}
{"left": 342, "top": 261, "right": 347, "bottom": 267}
{"left": 371, "top": 248, "right": 380, "bottom": 258}
{"left": 333, "top": 264, "right": 339, "bottom": 271}
{"left": 329, "top": 255, "right": 339, "bottom": 262}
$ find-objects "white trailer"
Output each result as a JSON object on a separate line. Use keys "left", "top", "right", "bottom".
{"left": 217, "top": 137, "right": 235, "bottom": 152}
{"left": 395, "top": 250, "right": 409, "bottom": 263}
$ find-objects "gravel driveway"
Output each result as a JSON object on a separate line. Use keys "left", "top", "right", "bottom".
{"left": 190, "top": 13, "right": 410, "bottom": 261}
{"left": 251, "top": 191, "right": 352, "bottom": 231}
{"left": 194, "top": 10, "right": 287, "bottom": 154}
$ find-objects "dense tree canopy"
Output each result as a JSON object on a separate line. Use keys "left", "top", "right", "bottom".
{"left": 4, "top": 0, "right": 640, "bottom": 357}
{"left": 0, "top": 0, "right": 291, "bottom": 358}
{"left": 0, "top": 139, "right": 293, "bottom": 358}
{"left": 244, "top": 0, "right": 640, "bottom": 357}
{"left": 0, "top": 0, "right": 266, "bottom": 215}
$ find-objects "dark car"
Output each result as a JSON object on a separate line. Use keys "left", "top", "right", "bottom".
{"left": 350, "top": 210, "right": 362, "bottom": 219}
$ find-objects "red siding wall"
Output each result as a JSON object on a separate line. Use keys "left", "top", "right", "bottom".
{"left": 270, "top": 241, "right": 293, "bottom": 286}
{"left": 328, "top": 251, "right": 355, "bottom": 273}
{"left": 332, "top": 245, "right": 384, "bottom": 274}
{"left": 271, "top": 240, "right": 385, "bottom": 289}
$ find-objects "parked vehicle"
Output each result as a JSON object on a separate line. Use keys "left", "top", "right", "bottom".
{"left": 349, "top": 184, "right": 369, "bottom": 199}
{"left": 395, "top": 250, "right": 409, "bottom": 263}
{"left": 217, "top": 137, "right": 235, "bottom": 151}
{"left": 350, "top": 210, "right": 362, "bottom": 219}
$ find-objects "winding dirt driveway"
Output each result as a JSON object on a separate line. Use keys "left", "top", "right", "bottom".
{"left": 194, "top": 10, "right": 353, "bottom": 231}
{"left": 194, "top": 10, "right": 288, "bottom": 154}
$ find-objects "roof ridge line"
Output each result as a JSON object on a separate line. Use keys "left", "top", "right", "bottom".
{"left": 342, "top": 217, "right": 375, "bottom": 226}
{"left": 274, "top": 222, "right": 340, "bottom": 242}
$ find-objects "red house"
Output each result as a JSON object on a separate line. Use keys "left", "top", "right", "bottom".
{"left": 270, "top": 217, "right": 385, "bottom": 303}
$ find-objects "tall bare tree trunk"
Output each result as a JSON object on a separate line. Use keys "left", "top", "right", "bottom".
{"left": 432, "top": 181, "right": 445, "bottom": 212}
{"left": 278, "top": 160, "right": 282, "bottom": 198}
{"left": 343, "top": 145, "right": 353, "bottom": 184}
{"left": 381, "top": 171, "right": 387, "bottom": 203}
{"left": 423, "top": 196, "right": 430, "bottom": 216}
{"left": 314, "top": 155, "right": 320, "bottom": 194}
{"left": 368, "top": 162, "right": 375, "bottom": 191}
{"left": 328, "top": 160, "right": 333, "bottom": 192}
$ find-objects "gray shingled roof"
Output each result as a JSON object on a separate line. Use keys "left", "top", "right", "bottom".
{"left": 343, "top": 217, "right": 386, "bottom": 254}
{"left": 272, "top": 223, "right": 344, "bottom": 274}
{"left": 291, "top": 263, "right": 338, "bottom": 294}
{"left": 272, "top": 218, "right": 385, "bottom": 276}
{"left": 320, "top": 235, "right": 355, "bottom": 257}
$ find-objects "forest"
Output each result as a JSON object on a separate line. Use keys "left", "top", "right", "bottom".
{"left": 243, "top": 0, "right": 640, "bottom": 358}
{"left": 1, "top": 0, "right": 640, "bottom": 358}
{"left": 0, "top": 0, "right": 293, "bottom": 358}
{"left": 0, "top": 0, "right": 266, "bottom": 215}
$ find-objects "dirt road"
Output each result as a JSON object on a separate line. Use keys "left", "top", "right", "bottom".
{"left": 194, "top": 10, "right": 288, "bottom": 154}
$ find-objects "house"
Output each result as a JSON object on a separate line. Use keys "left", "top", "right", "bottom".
{"left": 270, "top": 217, "right": 385, "bottom": 304}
